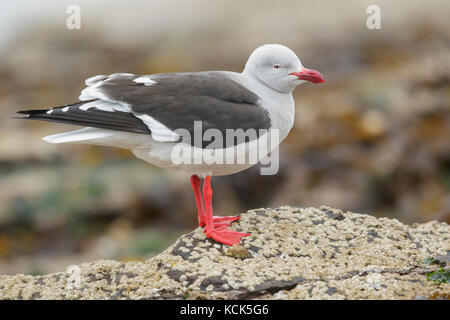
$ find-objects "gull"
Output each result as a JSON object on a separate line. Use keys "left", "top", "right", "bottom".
{"left": 15, "top": 44, "right": 324, "bottom": 245}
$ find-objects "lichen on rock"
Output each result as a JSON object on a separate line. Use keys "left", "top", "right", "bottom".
{"left": 225, "top": 245, "right": 252, "bottom": 260}
{"left": 0, "top": 206, "right": 448, "bottom": 299}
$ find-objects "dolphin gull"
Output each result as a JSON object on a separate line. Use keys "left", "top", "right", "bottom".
{"left": 15, "top": 44, "right": 324, "bottom": 246}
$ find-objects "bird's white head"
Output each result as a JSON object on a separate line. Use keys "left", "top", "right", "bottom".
{"left": 243, "top": 44, "right": 324, "bottom": 93}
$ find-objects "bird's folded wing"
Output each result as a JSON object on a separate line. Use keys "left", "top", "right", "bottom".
{"left": 16, "top": 99, "right": 152, "bottom": 134}
{"left": 18, "top": 72, "right": 271, "bottom": 147}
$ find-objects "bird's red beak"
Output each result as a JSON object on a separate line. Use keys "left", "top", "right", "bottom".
{"left": 290, "top": 67, "right": 325, "bottom": 84}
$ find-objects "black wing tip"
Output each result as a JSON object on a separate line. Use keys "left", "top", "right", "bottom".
{"left": 15, "top": 100, "right": 97, "bottom": 116}
{"left": 11, "top": 109, "right": 50, "bottom": 120}
{"left": 16, "top": 109, "right": 48, "bottom": 115}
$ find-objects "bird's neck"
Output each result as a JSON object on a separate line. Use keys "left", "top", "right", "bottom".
{"left": 238, "top": 71, "right": 295, "bottom": 142}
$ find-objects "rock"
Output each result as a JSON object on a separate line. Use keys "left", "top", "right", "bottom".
{"left": 225, "top": 245, "right": 252, "bottom": 260}
{"left": 0, "top": 206, "right": 448, "bottom": 300}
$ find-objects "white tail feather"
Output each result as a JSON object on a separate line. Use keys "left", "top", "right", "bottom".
{"left": 43, "top": 127, "right": 113, "bottom": 144}
{"left": 42, "top": 127, "right": 153, "bottom": 149}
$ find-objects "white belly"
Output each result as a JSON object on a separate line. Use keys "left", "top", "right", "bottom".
{"left": 44, "top": 127, "right": 278, "bottom": 176}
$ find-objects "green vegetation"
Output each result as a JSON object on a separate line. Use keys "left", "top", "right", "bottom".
{"left": 426, "top": 268, "right": 450, "bottom": 284}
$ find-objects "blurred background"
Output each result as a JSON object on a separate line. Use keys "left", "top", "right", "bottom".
{"left": 0, "top": 0, "right": 449, "bottom": 275}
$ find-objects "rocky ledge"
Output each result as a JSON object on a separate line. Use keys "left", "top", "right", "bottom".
{"left": 0, "top": 206, "right": 448, "bottom": 300}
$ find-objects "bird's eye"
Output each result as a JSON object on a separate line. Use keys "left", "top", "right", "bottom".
{"left": 273, "top": 64, "right": 282, "bottom": 69}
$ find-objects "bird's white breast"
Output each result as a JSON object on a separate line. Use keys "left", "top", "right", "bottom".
{"left": 227, "top": 71, "right": 295, "bottom": 143}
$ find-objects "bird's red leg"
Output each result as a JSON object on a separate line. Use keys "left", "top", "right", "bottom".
{"left": 190, "top": 175, "right": 206, "bottom": 227}
{"left": 191, "top": 175, "right": 240, "bottom": 228}
{"left": 202, "top": 175, "right": 251, "bottom": 246}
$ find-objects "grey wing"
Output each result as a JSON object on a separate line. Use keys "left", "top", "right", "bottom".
{"left": 86, "top": 72, "right": 271, "bottom": 147}
{"left": 19, "top": 72, "right": 271, "bottom": 148}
